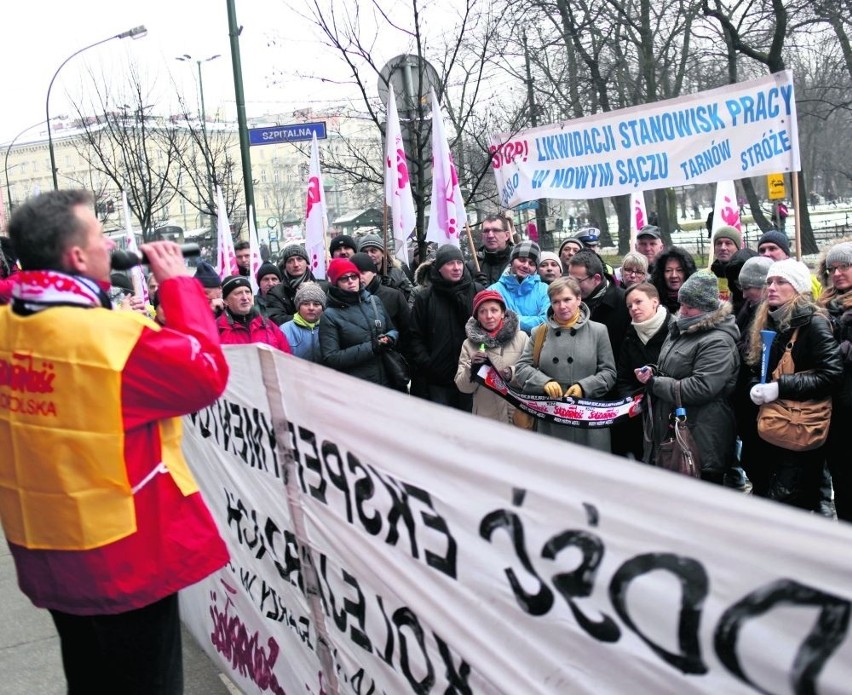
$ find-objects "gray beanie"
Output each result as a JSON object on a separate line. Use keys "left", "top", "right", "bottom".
{"left": 510, "top": 240, "right": 541, "bottom": 265}
{"left": 767, "top": 259, "right": 811, "bottom": 294}
{"left": 738, "top": 256, "right": 773, "bottom": 289}
{"left": 281, "top": 244, "right": 309, "bottom": 263}
{"left": 358, "top": 234, "right": 385, "bottom": 251}
{"left": 434, "top": 244, "right": 465, "bottom": 269}
{"left": 757, "top": 229, "right": 790, "bottom": 257}
{"left": 826, "top": 242, "right": 852, "bottom": 269}
{"left": 678, "top": 271, "right": 719, "bottom": 312}
{"left": 294, "top": 282, "right": 326, "bottom": 309}
{"left": 712, "top": 225, "right": 742, "bottom": 249}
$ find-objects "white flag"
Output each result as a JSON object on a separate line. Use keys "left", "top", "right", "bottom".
{"left": 384, "top": 84, "right": 416, "bottom": 265}
{"left": 215, "top": 186, "right": 239, "bottom": 279}
{"left": 247, "top": 206, "right": 263, "bottom": 294}
{"left": 121, "top": 192, "right": 148, "bottom": 303}
{"left": 304, "top": 134, "right": 328, "bottom": 280}
{"left": 426, "top": 89, "right": 466, "bottom": 247}
{"left": 708, "top": 180, "right": 742, "bottom": 267}
{"left": 629, "top": 191, "right": 648, "bottom": 252}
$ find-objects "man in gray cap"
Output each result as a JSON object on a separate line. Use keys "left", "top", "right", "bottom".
{"left": 358, "top": 234, "right": 413, "bottom": 301}
{"left": 266, "top": 244, "right": 326, "bottom": 325}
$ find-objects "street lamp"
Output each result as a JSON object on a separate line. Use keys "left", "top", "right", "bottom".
{"left": 46, "top": 24, "right": 147, "bottom": 190}
{"left": 4, "top": 119, "right": 51, "bottom": 214}
{"left": 175, "top": 54, "right": 221, "bottom": 128}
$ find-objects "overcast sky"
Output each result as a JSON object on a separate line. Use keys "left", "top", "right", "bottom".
{"left": 0, "top": 0, "right": 367, "bottom": 146}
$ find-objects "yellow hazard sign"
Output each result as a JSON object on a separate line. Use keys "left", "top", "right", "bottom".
{"left": 767, "top": 174, "right": 786, "bottom": 200}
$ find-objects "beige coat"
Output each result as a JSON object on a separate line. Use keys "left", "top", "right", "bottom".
{"left": 455, "top": 311, "right": 529, "bottom": 424}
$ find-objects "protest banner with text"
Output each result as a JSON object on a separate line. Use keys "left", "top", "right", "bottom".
{"left": 181, "top": 345, "right": 852, "bottom": 694}
{"left": 490, "top": 71, "right": 800, "bottom": 207}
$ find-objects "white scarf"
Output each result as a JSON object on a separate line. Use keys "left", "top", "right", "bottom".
{"left": 632, "top": 305, "right": 668, "bottom": 345}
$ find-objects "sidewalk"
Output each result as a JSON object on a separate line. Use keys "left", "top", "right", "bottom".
{"left": 0, "top": 531, "right": 236, "bottom": 694}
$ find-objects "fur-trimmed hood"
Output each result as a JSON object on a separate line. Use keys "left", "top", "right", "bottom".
{"left": 414, "top": 258, "right": 433, "bottom": 287}
{"left": 673, "top": 301, "right": 738, "bottom": 340}
{"left": 464, "top": 309, "right": 520, "bottom": 347}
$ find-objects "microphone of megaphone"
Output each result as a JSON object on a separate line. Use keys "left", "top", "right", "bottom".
{"left": 111, "top": 243, "right": 200, "bottom": 271}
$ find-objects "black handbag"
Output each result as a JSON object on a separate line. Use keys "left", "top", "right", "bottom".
{"left": 655, "top": 382, "right": 701, "bottom": 478}
{"left": 369, "top": 297, "right": 409, "bottom": 390}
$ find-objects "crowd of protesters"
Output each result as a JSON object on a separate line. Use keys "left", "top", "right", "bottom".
{"left": 2, "top": 205, "right": 850, "bottom": 526}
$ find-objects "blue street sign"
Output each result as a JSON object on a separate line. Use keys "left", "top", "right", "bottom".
{"left": 249, "top": 122, "right": 327, "bottom": 146}
{"left": 514, "top": 200, "right": 539, "bottom": 211}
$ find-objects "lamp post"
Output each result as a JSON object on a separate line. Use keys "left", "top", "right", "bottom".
{"left": 46, "top": 24, "right": 147, "bottom": 190}
{"left": 5, "top": 119, "right": 50, "bottom": 214}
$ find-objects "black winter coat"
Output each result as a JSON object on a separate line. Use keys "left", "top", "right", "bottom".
{"left": 319, "top": 287, "right": 399, "bottom": 386}
{"left": 467, "top": 245, "right": 512, "bottom": 287}
{"left": 585, "top": 281, "right": 630, "bottom": 364}
{"left": 266, "top": 272, "right": 328, "bottom": 326}
{"left": 615, "top": 312, "right": 672, "bottom": 398}
{"left": 824, "top": 292, "right": 852, "bottom": 408}
{"left": 365, "top": 276, "right": 411, "bottom": 354}
{"left": 409, "top": 268, "right": 483, "bottom": 386}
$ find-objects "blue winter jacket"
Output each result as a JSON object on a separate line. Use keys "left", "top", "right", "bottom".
{"left": 489, "top": 272, "right": 549, "bottom": 334}
{"left": 280, "top": 320, "right": 322, "bottom": 362}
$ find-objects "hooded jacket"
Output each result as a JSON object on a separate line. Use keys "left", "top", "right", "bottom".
{"left": 489, "top": 271, "right": 549, "bottom": 334}
{"left": 454, "top": 310, "right": 529, "bottom": 424}
{"left": 645, "top": 303, "right": 740, "bottom": 477}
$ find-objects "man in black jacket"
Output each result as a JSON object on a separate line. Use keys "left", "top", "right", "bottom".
{"left": 351, "top": 252, "right": 411, "bottom": 354}
{"left": 468, "top": 214, "right": 513, "bottom": 286}
{"left": 410, "top": 245, "right": 484, "bottom": 410}
{"left": 266, "top": 244, "right": 326, "bottom": 325}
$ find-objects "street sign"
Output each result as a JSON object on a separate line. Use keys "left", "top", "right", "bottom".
{"left": 249, "top": 122, "right": 327, "bottom": 146}
{"left": 767, "top": 173, "right": 786, "bottom": 200}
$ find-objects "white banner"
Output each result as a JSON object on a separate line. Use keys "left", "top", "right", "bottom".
{"left": 490, "top": 72, "right": 800, "bottom": 207}
{"left": 182, "top": 345, "right": 852, "bottom": 695}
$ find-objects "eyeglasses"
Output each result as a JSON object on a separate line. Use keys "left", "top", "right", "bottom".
{"left": 338, "top": 273, "right": 360, "bottom": 283}
{"left": 829, "top": 264, "right": 851, "bottom": 273}
{"left": 623, "top": 268, "right": 645, "bottom": 276}
{"left": 571, "top": 274, "right": 594, "bottom": 283}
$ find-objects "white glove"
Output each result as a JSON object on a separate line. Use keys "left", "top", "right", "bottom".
{"left": 750, "top": 382, "right": 779, "bottom": 405}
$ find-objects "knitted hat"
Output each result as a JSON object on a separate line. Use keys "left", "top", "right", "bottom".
{"left": 255, "top": 261, "right": 281, "bottom": 283}
{"left": 678, "top": 272, "right": 719, "bottom": 312}
{"left": 575, "top": 227, "right": 600, "bottom": 246}
{"left": 637, "top": 225, "right": 661, "bottom": 239}
{"left": 326, "top": 258, "right": 360, "bottom": 286}
{"left": 767, "top": 259, "right": 811, "bottom": 294}
{"left": 538, "top": 250, "right": 563, "bottom": 272}
{"left": 281, "top": 244, "right": 309, "bottom": 263}
{"left": 472, "top": 289, "right": 506, "bottom": 316}
{"left": 434, "top": 244, "right": 465, "bottom": 270}
{"left": 295, "top": 281, "right": 327, "bottom": 309}
{"left": 511, "top": 240, "right": 541, "bottom": 265}
{"left": 757, "top": 229, "right": 790, "bottom": 257}
{"left": 712, "top": 225, "right": 742, "bottom": 249}
{"left": 826, "top": 242, "right": 852, "bottom": 268}
{"left": 221, "top": 275, "right": 252, "bottom": 299}
{"left": 738, "top": 256, "right": 773, "bottom": 289}
{"left": 329, "top": 234, "right": 357, "bottom": 255}
{"left": 559, "top": 238, "right": 583, "bottom": 255}
{"left": 358, "top": 234, "right": 384, "bottom": 251}
{"left": 194, "top": 260, "right": 221, "bottom": 289}
{"left": 350, "top": 252, "right": 378, "bottom": 273}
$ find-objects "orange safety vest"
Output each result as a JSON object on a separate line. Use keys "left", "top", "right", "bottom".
{"left": 0, "top": 305, "right": 198, "bottom": 550}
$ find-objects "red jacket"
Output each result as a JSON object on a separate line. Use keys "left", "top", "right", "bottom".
{"left": 217, "top": 310, "right": 292, "bottom": 352}
{"left": 9, "top": 276, "right": 230, "bottom": 615}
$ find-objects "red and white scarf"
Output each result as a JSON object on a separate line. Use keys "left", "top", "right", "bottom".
{"left": 11, "top": 270, "right": 111, "bottom": 313}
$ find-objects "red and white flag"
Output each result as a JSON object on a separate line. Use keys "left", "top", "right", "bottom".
{"left": 215, "top": 186, "right": 239, "bottom": 279}
{"left": 629, "top": 191, "right": 648, "bottom": 251}
{"left": 426, "top": 89, "right": 465, "bottom": 247}
{"left": 247, "top": 206, "right": 263, "bottom": 294}
{"left": 305, "top": 134, "right": 328, "bottom": 280}
{"left": 384, "top": 84, "right": 416, "bottom": 265}
{"left": 121, "top": 192, "right": 148, "bottom": 303}
{"left": 708, "top": 180, "right": 742, "bottom": 268}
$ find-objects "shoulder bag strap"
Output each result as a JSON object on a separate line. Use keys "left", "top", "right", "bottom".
{"left": 367, "top": 296, "right": 384, "bottom": 338}
{"left": 772, "top": 326, "right": 800, "bottom": 378}
{"left": 673, "top": 380, "right": 683, "bottom": 410}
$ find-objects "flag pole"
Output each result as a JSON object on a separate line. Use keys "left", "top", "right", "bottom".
{"left": 382, "top": 203, "right": 389, "bottom": 276}
{"left": 791, "top": 173, "right": 802, "bottom": 261}
{"left": 465, "top": 221, "right": 480, "bottom": 272}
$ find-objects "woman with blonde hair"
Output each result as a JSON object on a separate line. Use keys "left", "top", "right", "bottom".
{"left": 744, "top": 259, "right": 841, "bottom": 509}
{"left": 618, "top": 252, "right": 649, "bottom": 288}
{"left": 455, "top": 290, "right": 529, "bottom": 423}
{"left": 514, "top": 276, "right": 615, "bottom": 452}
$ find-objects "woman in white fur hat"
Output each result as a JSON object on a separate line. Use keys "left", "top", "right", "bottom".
{"left": 743, "top": 259, "right": 842, "bottom": 510}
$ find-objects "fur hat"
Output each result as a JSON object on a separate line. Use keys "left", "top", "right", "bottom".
{"left": 757, "top": 229, "right": 790, "bottom": 257}
{"left": 472, "top": 289, "right": 506, "bottom": 316}
{"left": 826, "top": 242, "right": 852, "bottom": 269}
{"left": 350, "top": 252, "right": 378, "bottom": 273}
{"left": 678, "top": 271, "right": 719, "bottom": 312}
{"left": 221, "top": 275, "right": 252, "bottom": 299}
{"left": 510, "top": 240, "right": 541, "bottom": 265}
{"left": 329, "top": 234, "right": 357, "bottom": 255}
{"left": 712, "top": 225, "right": 742, "bottom": 249}
{"left": 538, "top": 250, "right": 563, "bottom": 271}
{"left": 767, "top": 259, "right": 811, "bottom": 294}
{"left": 434, "top": 244, "right": 465, "bottom": 270}
{"left": 255, "top": 261, "right": 281, "bottom": 284}
{"left": 194, "top": 261, "right": 221, "bottom": 289}
{"left": 295, "top": 281, "right": 326, "bottom": 309}
{"left": 326, "top": 258, "right": 360, "bottom": 286}
{"left": 358, "top": 234, "right": 384, "bottom": 251}
{"left": 738, "top": 256, "right": 773, "bottom": 289}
